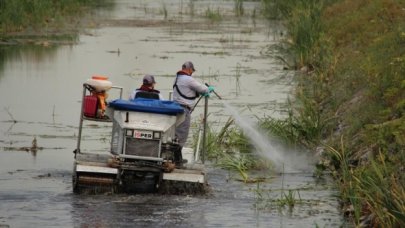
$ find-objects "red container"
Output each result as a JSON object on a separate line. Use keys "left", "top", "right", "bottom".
{"left": 83, "top": 95, "right": 98, "bottom": 117}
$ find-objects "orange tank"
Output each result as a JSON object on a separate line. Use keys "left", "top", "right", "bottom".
{"left": 86, "top": 75, "right": 112, "bottom": 92}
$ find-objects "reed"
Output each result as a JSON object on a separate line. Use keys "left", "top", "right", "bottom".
{"left": 289, "top": 1, "right": 324, "bottom": 68}
{"left": 234, "top": 0, "right": 244, "bottom": 17}
{"left": 188, "top": 0, "right": 195, "bottom": 16}
{"left": 253, "top": 177, "right": 302, "bottom": 211}
{"left": 262, "top": 0, "right": 405, "bottom": 225}
{"left": 322, "top": 138, "right": 405, "bottom": 226}
{"left": 0, "top": 0, "right": 110, "bottom": 33}
{"left": 217, "top": 153, "right": 253, "bottom": 182}
{"left": 262, "top": 0, "right": 329, "bottom": 69}
{"left": 204, "top": 6, "right": 222, "bottom": 22}
{"left": 355, "top": 152, "right": 405, "bottom": 227}
{"left": 259, "top": 97, "right": 331, "bottom": 148}
{"left": 278, "top": 166, "right": 302, "bottom": 209}
{"left": 234, "top": 63, "right": 242, "bottom": 96}
{"left": 161, "top": 3, "right": 168, "bottom": 19}
{"left": 192, "top": 116, "right": 260, "bottom": 182}
{"left": 277, "top": 189, "right": 301, "bottom": 208}
{"left": 323, "top": 138, "right": 362, "bottom": 223}
{"left": 253, "top": 182, "right": 273, "bottom": 210}
{"left": 4, "top": 107, "right": 17, "bottom": 123}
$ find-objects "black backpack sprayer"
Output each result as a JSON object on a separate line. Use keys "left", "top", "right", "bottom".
{"left": 73, "top": 78, "right": 219, "bottom": 194}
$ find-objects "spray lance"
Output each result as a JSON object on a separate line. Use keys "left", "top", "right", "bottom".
{"left": 190, "top": 83, "right": 222, "bottom": 113}
{"left": 191, "top": 83, "right": 223, "bottom": 163}
{"left": 205, "top": 83, "right": 222, "bottom": 100}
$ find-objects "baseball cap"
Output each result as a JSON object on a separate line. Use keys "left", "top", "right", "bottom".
{"left": 182, "top": 61, "right": 196, "bottom": 71}
{"left": 143, "top": 74, "right": 156, "bottom": 85}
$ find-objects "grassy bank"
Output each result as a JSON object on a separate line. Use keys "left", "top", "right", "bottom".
{"left": 0, "top": 0, "right": 111, "bottom": 37}
{"left": 260, "top": 0, "right": 405, "bottom": 226}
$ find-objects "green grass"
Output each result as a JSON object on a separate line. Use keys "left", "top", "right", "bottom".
{"left": 259, "top": 97, "right": 333, "bottom": 148}
{"left": 321, "top": 140, "right": 405, "bottom": 226}
{"left": 216, "top": 153, "right": 253, "bottom": 182}
{"left": 253, "top": 176, "right": 302, "bottom": 212}
{"left": 278, "top": 189, "right": 301, "bottom": 208}
{"left": 192, "top": 117, "right": 268, "bottom": 182}
{"left": 0, "top": 0, "right": 111, "bottom": 34}
{"left": 160, "top": 3, "right": 168, "bottom": 19}
{"left": 188, "top": 0, "right": 196, "bottom": 16}
{"left": 356, "top": 152, "right": 405, "bottom": 227}
{"left": 234, "top": 0, "right": 244, "bottom": 17}
{"left": 262, "top": 0, "right": 330, "bottom": 69}
{"left": 204, "top": 6, "right": 222, "bottom": 22}
{"left": 261, "top": 0, "right": 405, "bottom": 226}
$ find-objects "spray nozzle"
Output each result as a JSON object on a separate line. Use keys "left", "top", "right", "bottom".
{"left": 204, "top": 83, "right": 222, "bottom": 99}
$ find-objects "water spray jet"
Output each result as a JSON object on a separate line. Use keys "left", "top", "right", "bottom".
{"left": 219, "top": 101, "right": 314, "bottom": 173}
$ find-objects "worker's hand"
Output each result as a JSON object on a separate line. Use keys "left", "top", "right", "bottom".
{"left": 208, "top": 86, "right": 215, "bottom": 93}
{"left": 202, "top": 92, "right": 211, "bottom": 97}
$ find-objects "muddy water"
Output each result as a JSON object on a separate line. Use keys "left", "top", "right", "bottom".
{"left": 0, "top": 0, "right": 344, "bottom": 227}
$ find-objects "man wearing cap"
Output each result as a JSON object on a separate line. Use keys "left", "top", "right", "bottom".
{"left": 130, "top": 74, "right": 163, "bottom": 100}
{"left": 172, "top": 61, "right": 215, "bottom": 167}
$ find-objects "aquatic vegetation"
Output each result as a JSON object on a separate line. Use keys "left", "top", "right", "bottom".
{"left": 233, "top": 63, "right": 242, "bottom": 96}
{"left": 356, "top": 153, "right": 405, "bottom": 227}
{"left": 253, "top": 181, "right": 302, "bottom": 211}
{"left": 262, "top": 0, "right": 405, "bottom": 226}
{"left": 277, "top": 189, "right": 301, "bottom": 208}
{"left": 262, "top": 0, "right": 327, "bottom": 69}
{"left": 234, "top": 0, "right": 244, "bottom": 17}
{"left": 192, "top": 117, "right": 264, "bottom": 181}
{"left": 204, "top": 6, "right": 222, "bottom": 22}
{"left": 187, "top": 0, "right": 196, "bottom": 16}
{"left": 259, "top": 97, "right": 332, "bottom": 148}
{"left": 160, "top": 3, "right": 168, "bottom": 19}
{"left": 216, "top": 153, "right": 253, "bottom": 182}
{"left": 322, "top": 139, "right": 405, "bottom": 227}
{"left": 0, "top": 0, "right": 113, "bottom": 34}
{"left": 4, "top": 107, "right": 17, "bottom": 123}
{"left": 277, "top": 165, "right": 302, "bottom": 209}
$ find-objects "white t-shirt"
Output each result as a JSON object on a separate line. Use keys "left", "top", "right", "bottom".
{"left": 172, "top": 74, "right": 208, "bottom": 107}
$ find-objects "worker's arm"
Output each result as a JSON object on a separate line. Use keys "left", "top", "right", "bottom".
{"left": 189, "top": 78, "right": 209, "bottom": 94}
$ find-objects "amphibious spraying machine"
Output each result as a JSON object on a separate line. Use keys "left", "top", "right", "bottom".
{"left": 73, "top": 76, "right": 207, "bottom": 194}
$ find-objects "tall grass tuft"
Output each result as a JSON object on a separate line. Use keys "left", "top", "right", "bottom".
{"left": 161, "top": 3, "right": 168, "bottom": 19}
{"left": 324, "top": 138, "right": 362, "bottom": 223}
{"left": 204, "top": 6, "right": 222, "bottom": 22}
{"left": 262, "top": 0, "right": 329, "bottom": 69}
{"left": 322, "top": 139, "right": 405, "bottom": 227}
{"left": 217, "top": 153, "right": 253, "bottom": 182}
{"left": 261, "top": 0, "right": 405, "bottom": 225}
{"left": 0, "top": 0, "right": 110, "bottom": 34}
{"left": 192, "top": 117, "right": 262, "bottom": 181}
{"left": 234, "top": 0, "right": 244, "bottom": 17}
{"left": 260, "top": 97, "right": 332, "bottom": 148}
{"left": 188, "top": 0, "right": 195, "bottom": 16}
{"left": 253, "top": 171, "right": 302, "bottom": 211}
{"left": 356, "top": 152, "right": 405, "bottom": 227}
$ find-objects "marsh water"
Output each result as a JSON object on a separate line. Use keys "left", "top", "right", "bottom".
{"left": 0, "top": 1, "right": 344, "bottom": 227}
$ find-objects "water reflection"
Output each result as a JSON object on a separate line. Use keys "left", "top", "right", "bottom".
{"left": 0, "top": 45, "right": 60, "bottom": 80}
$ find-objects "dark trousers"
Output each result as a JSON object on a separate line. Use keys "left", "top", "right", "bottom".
{"left": 173, "top": 146, "right": 183, "bottom": 164}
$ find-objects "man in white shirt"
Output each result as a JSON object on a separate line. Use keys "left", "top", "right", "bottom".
{"left": 172, "top": 61, "right": 214, "bottom": 167}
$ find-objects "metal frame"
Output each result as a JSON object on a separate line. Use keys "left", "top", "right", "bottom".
{"left": 75, "top": 84, "right": 123, "bottom": 156}
{"left": 122, "top": 134, "right": 162, "bottom": 161}
{"left": 118, "top": 154, "right": 164, "bottom": 162}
